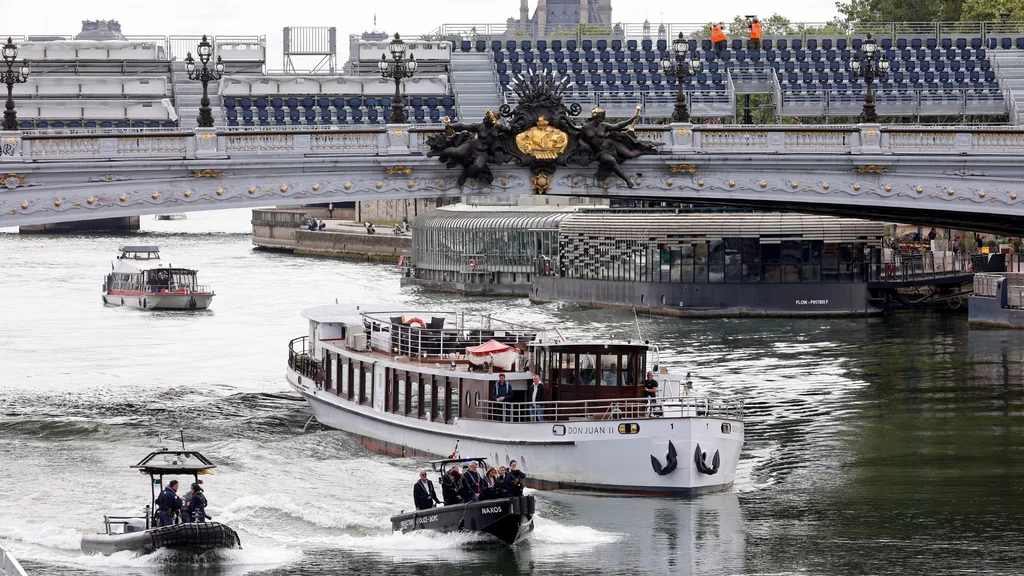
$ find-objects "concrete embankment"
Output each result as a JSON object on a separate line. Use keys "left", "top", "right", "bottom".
{"left": 252, "top": 208, "right": 409, "bottom": 263}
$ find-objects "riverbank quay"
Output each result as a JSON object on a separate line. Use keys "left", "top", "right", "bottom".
{"left": 252, "top": 208, "right": 409, "bottom": 263}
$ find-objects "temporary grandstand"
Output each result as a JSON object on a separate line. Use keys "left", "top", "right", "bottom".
{"left": 6, "top": 19, "right": 1024, "bottom": 130}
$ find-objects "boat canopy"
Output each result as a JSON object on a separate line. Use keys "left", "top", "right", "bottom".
{"left": 130, "top": 449, "right": 217, "bottom": 476}
{"left": 466, "top": 340, "right": 513, "bottom": 356}
{"left": 119, "top": 245, "right": 160, "bottom": 259}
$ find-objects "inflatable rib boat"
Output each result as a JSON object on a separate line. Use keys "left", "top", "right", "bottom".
{"left": 81, "top": 447, "right": 241, "bottom": 556}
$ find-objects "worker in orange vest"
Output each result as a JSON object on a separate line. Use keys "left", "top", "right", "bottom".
{"left": 710, "top": 23, "right": 727, "bottom": 53}
{"left": 748, "top": 18, "right": 762, "bottom": 50}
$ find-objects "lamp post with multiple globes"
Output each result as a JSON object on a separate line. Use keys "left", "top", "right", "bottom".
{"left": 850, "top": 33, "right": 890, "bottom": 123}
{"left": 2, "top": 37, "right": 31, "bottom": 131}
{"left": 184, "top": 35, "right": 225, "bottom": 129}
{"left": 660, "top": 33, "right": 701, "bottom": 123}
{"left": 378, "top": 33, "right": 418, "bottom": 124}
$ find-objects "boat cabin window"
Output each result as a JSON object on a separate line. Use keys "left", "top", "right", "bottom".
{"left": 144, "top": 268, "right": 197, "bottom": 291}
{"left": 533, "top": 344, "right": 648, "bottom": 402}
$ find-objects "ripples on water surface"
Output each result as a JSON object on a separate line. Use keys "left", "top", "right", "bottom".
{"left": 1, "top": 209, "right": 1023, "bottom": 575}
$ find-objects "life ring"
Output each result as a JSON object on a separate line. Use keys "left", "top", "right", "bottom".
{"left": 468, "top": 259, "right": 478, "bottom": 271}
{"left": 407, "top": 317, "right": 425, "bottom": 328}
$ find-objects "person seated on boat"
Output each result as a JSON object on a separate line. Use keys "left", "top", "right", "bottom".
{"left": 504, "top": 460, "right": 527, "bottom": 497}
{"left": 308, "top": 218, "right": 319, "bottom": 231}
{"left": 154, "top": 480, "right": 182, "bottom": 526}
{"left": 318, "top": 220, "right": 327, "bottom": 231}
{"left": 459, "top": 465, "right": 479, "bottom": 503}
{"left": 413, "top": 469, "right": 441, "bottom": 511}
{"left": 185, "top": 482, "right": 208, "bottom": 522}
{"left": 493, "top": 373, "right": 513, "bottom": 422}
{"left": 440, "top": 467, "right": 462, "bottom": 505}
{"left": 480, "top": 467, "right": 501, "bottom": 500}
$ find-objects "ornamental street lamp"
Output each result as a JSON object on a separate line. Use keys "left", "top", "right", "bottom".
{"left": 2, "top": 37, "right": 31, "bottom": 131}
{"left": 378, "top": 33, "right": 418, "bottom": 124}
{"left": 849, "top": 33, "right": 890, "bottom": 123}
{"left": 660, "top": 33, "right": 701, "bottom": 122}
{"left": 185, "top": 35, "right": 225, "bottom": 128}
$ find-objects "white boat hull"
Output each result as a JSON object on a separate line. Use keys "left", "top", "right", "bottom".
{"left": 103, "top": 293, "right": 214, "bottom": 310}
{"left": 286, "top": 367, "right": 743, "bottom": 494}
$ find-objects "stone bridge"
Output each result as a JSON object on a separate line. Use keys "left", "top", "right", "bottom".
{"left": 2, "top": 123, "right": 1024, "bottom": 233}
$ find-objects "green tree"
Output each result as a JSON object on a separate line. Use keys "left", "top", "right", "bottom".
{"left": 835, "top": 0, "right": 965, "bottom": 23}
{"left": 960, "top": 0, "right": 1024, "bottom": 21}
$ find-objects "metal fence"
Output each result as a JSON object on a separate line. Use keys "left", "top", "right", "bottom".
{"left": 476, "top": 395, "right": 744, "bottom": 422}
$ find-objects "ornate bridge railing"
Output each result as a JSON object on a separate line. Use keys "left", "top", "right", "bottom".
{"left": 6, "top": 124, "right": 1024, "bottom": 163}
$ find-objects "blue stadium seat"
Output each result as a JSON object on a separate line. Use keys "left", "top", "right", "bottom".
{"left": 350, "top": 109, "right": 363, "bottom": 123}
{"left": 273, "top": 110, "right": 285, "bottom": 125}
{"left": 491, "top": 40, "right": 501, "bottom": 52}
{"left": 223, "top": 97, "right": 236, "bottom": 110}
{"left": 476, "top": 40, "right": 486, "bottom": 52}
{"left": 258, "top": 109, "right": 269, "bottom": 125}
{"left": 460, "top": 41, "right": 470, "bottom": 52}
{"left": 367, "top": 109, "right": 379, "bottom": 123}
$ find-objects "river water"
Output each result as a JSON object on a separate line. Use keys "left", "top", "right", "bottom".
{"left": 1, "top": 210, "right": 1023, "bottom": 575}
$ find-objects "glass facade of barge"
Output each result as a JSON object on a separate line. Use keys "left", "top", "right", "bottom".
{"left": 556, "top": 238, "right": 881, "bottom": 283}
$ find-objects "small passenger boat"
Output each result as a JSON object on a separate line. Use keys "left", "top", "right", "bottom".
{"left": 286, "top": 306, "right": 745, "bottom": 494}
{"left": 390, "top": 457, "right": 535, "bottom": 545}
{"left": 80, "top": 448, "right": 241, "bottom": 556}
{"left": 102, "top": 245, "right": 214, "bottom": 310}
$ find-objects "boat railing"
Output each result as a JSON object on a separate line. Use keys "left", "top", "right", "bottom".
{"left": 361, "top": 312, "right": 545, "bottom": 360}
{"left": 1, "top": 545, "right": 27, "bottom": 576}
{"left": 102, "top": 509, "right": 150, "bottom": 535}
{"left": 475, "top": 395, "right": 744, "bottom": 422}
{"left": 288, "top": 336, "right": 322, "bottom": 383}
{"left": 140, "top": 284, "right": 213, "bottom": 294}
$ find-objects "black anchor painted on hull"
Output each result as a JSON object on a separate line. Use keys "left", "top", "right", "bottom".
{"left": 650, "top": 440, "right": 678, "bottom": 476}
{"left": 694, "top": 443, "right": 721, "bottom": 475}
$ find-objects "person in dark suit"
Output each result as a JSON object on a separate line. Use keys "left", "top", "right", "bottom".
{"left": 493, "top": 373, "right": 513, "bottom": 422}
{"left": 504, "top": 460, "right": 527, "bottom": 497}
{"left": 527, "top": 375, "right": 548, "bottom": 422}
{"left": 413, "top": 469, "right": 441, "bottom": 510}
{"left": 440, "top": 467, "right": 461, "bottom": 505}
{"left": 459, "top": 465, "right": 479, "bottom": 502}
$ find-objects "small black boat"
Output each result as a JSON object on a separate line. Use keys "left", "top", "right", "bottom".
{"left": 81, "top": 446, "right": 241, "bottom": 556}
{"left": 390, "top": 458, "right": 535, "bottom": 545}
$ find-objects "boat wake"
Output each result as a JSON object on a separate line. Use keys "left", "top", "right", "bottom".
{"left": 0, "top": 521, "right": 301, "bottom": 574}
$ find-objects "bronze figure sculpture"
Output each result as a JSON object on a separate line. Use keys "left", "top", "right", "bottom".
{"left": 425, "top": 110, "right": 511, "bottom": 186}
{"left": 577, "top": 106, "right": 661, "bottom": 187}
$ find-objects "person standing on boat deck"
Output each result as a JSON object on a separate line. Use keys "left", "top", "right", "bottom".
{"left": 480, "top": 467, "right": 501, "bottom": 500}
{"left": 465, "top": 462, "right": 484, "bottom": 500}
{"left": 154, "top": 480, "right": 182, "bottom": 526}
{"left": 459, "top": 465, "right": 479, "bottom": 502}
{"left": 185, "top": 482, "right": 208, "bottom": 522}
{"left": 644, "top": 372, "right": 662, "bottom": 417}
{"left": 440, "top": 467, "right": 461, "bottom": 505}
{"left": 413, "top": 469, "right": 441, "bottom": 510}
{"left": 493, "top": 373, "right": 513, "bottom": 422}
{"left": 504, "top": 460, "right": 526, "bottom": 497}
{"left": 528, "top": 375, "right": 547, "bottom": 422}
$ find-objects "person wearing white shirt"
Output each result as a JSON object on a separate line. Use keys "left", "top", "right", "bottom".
{"left": 528, "top": 375, "right": 547, "bottom": 422}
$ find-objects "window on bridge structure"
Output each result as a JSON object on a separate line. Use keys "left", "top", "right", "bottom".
{"left": 761, "top": 243, "right": 781, "bottom": 283}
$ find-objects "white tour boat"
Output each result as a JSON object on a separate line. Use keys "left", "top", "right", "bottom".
{"left": 286, "top": 306, "right": 744, "bottom": 494}
{"left": 102, "top": 245, "right": 214, "bottom": 310}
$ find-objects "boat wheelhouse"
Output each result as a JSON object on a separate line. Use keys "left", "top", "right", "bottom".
{"left": 102, "top": 245, "right": 214, "bottom": 310}
{"left": 286, "top": 305, "right": 744, "bottom": 494}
